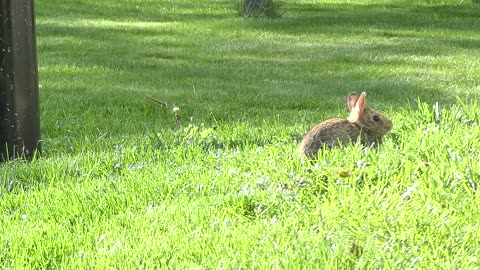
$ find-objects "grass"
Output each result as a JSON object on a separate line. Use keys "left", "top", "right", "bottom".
{"left": 1, "top": 0, "right": 480, "bottom": 268}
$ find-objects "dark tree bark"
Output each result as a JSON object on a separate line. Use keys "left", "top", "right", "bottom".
{"left": 0, "top": 0, "right": 41, "bottom": 160}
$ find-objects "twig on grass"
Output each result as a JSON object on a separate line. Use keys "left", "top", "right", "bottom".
{"left": 145, "top": 95, "right": 168, "bottom": 109}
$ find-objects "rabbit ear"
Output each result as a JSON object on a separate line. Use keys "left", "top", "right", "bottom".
{"left": 354, "top": 92, "right": 366, "bottom": 112}
{"left": 347, "top": 93, "right": 358, "bottom": 112}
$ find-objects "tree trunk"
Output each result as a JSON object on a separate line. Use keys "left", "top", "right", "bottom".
{"left": 0, "top": 0, "right": 41, "bottom": 160}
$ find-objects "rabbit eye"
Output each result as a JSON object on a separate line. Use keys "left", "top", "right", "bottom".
{"left": 373, "top": 115, "right": 381, "bottom": 122}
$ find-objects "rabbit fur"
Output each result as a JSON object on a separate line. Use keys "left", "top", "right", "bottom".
{"left": 299, "top": 92, "right": 393, "bottom": 158}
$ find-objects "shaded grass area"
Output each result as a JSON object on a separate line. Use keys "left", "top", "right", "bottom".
{"left": 37, "top": 1, "right": 480, "bottom": 138}
{"left": 1, "top": 0, "right": 480, "bottom": 268}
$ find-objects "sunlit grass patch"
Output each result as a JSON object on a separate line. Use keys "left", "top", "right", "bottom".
{"left": 2, "top": 0, "right": 480, "bottom": 268}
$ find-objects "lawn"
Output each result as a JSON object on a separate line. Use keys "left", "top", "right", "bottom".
{"left": 1, "top": 0, "right": 480, "bottom": 268}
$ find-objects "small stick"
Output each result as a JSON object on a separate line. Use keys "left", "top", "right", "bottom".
{"left": 145, "top": 95, "right": 168, "bottom": 108}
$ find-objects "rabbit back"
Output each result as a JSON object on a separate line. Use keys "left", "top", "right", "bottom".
{"left": 299, "top": 118, "right": 361, "bottom": 158}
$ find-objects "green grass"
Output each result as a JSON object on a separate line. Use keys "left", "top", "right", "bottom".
{"left": 2, "top": 0, "right": 480, "bottom": 268}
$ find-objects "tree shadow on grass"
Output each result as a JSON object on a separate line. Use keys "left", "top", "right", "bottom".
{"left": 36, "top": 0, "right": 237, "bottom": 22}
{"left": 263, "top": 3, "right": 480, "bottom": 33}
{"left": 238, "top": 2, "right": 480, "bottom": 100}
{"left": 36, "top": 1, "right": 480, "bottom": 140}
{"left": 243, "top": 3, "right": 480, "bottom": 60}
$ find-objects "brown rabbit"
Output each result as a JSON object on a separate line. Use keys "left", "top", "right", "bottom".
{"left": 299, "top": 92, "right": 393, "bottom": 158}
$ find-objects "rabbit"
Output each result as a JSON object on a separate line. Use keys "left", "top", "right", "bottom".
{"left": 299, "top": 92, "right": 393, "bottom": 158}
